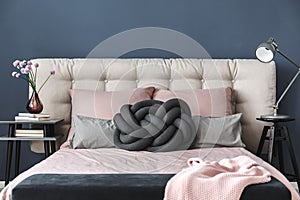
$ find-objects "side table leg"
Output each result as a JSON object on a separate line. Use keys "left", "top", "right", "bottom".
{"left": 5, "top": 124, "right": 15, "bottom": 186}
{"left": 15, "top": 124, "right": 22, "bottom": 177}
{"left": 5, "top": 141, "right": 13, "bottom": 186}
{"left": 256, "top": 126, "right": 269, "bottom": 156}
{"left": 283, "top": 126, "right": 300, "bottom": 189}
{"left": 49, "top": 125, "right": 56, "bottom": 154}
{"left": 277, "top": 127, "right": 285, "bottom": 173}
{"left": 15, "top": 141, "right": 21, "bottom": 176}
{"left": 43, "top": 125, "right": 50, "bottom": 158}
{"left": 50, "top": 141, "right": 56, "bottom": 154}
{"left": 268, "top": 126, "right": 275, "bottom": 163}
{"left": 45, "top": 142, "right": 50, "bottom": 158}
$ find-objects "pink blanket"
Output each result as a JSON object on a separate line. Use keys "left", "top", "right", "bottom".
{"left": 164, "top": 156, "right": 272, "bottom": 200}
{"left": 1, "top": 148, "right": 299, "bottom": 200}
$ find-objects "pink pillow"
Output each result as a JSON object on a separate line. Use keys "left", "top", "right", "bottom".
{"left": 61, "top": 87, "right": 155, "bottom": 148}
{"left": 71, "top": 87, "right": 155, "bottom": 120}
{"left": 153, "top": 87, "right": 232, "bottom": 117}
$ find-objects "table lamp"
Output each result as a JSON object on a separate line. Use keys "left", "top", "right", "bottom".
{"left": 255, "top": 37, "right": 300, "bottom": 119}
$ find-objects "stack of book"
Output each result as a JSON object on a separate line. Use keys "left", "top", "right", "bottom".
{"left": 15, "top": 113, "right": 51, "bottom": 121}
{"left": 15, "top": 129, "right": 44, "bottom": 137}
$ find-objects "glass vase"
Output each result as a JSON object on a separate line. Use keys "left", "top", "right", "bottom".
{"left": 26, "top": 91, "right": 43, "bottom": 114}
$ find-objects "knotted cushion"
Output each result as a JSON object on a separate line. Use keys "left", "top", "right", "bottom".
{"left": 113, "top": 98, "right": 196, "bottom": 152}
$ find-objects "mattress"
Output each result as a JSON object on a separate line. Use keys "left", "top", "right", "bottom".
{"left": 1, "top": 147, "right": 299, "bottom": 199}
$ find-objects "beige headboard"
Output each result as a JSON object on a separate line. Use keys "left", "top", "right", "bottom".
{"left": 31, "top": 58, "right": 275, "bottom": 153}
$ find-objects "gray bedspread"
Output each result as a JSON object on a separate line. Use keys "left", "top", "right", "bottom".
{"left": 113, "top": 99, "right": 196, "bottom": 152}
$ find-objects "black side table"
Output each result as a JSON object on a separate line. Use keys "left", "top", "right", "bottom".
{"left": 256, "top": 117, "right": 300, "bottom": 188}
{"left": 0, "top": 119, "right": 63, "bottom": 186}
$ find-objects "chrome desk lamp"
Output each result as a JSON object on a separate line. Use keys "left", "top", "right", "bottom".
{"left": 255, "top": 37, "right": 300, "bottom": 120}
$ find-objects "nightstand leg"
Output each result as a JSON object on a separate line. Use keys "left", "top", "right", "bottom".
{"left": 15, "top": 124, "right": 22, "bottom": 176}
{"left": 256, "top": 126, "right": 269, "bottom": 156}
{"left": 268, "top": 126, "right": 275, "bottom": 163}
{"left": 49, "top": 125, "right": 56, "bottom": 154}
{"left": 15, "top": 141, "right": 21, "bottom": 176}
{"left": 5, "top": 141, "right": 13, "bottom": 186}
{"left": 43, "top": 124, "right": 50, "bottom": 158}
{"left": 277, "top": 128, "right": 285, "bottom": 173}
{"left": 50, "top": 141, "right": 55, "bottom": 154}
{"left": 43, "top": 125, "right": 50, "bottom": 158}
{"left": 5, "top": 124, "right": 15, "bottom": 186}
{"left": 44, "top": 142, "right": 50, "bottom": 158}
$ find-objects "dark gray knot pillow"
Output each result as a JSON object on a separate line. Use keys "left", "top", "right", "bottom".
{"left": 113, "top": 98, "right": 196, "bottom": 152}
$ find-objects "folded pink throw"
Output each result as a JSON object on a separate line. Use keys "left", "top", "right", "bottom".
{"left": 164, "top": 155, "right": 271, "bottom": 200}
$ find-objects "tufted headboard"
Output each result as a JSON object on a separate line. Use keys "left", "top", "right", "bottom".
{"left": 30, "top": 58, "right": 275, "bottom": 153}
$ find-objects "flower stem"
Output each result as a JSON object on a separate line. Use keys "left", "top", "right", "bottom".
{"left": 37, "top": 74, "right": 51, "bottom": 93}
{"left": 20, "top": 76, "right": 37, "bottom": 93}
{"left": 28, "top": 72, "right": 35, "bottom": 89}
{"left": 34, "top": 67, "right": 37, "bottom": 84}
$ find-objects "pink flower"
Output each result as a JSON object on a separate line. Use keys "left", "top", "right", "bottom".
{"left": 19, "top": 61, "right": 26, "bottom": 67}
{"left": 13, "top": 60, "right": 20, "bottom": 67}
{"left": 19, "top": 61, "right": 25, "bottom": 67}
{"left": 25, "top": 65, "right": 32, "bottom": 71}
{"left": 20, "top": 68, "right": 28, "bottom": 74}
{"left": 12, "top": 72, "right": 17, "bottom": 77}
{"left": 11, "top": 59, "right": 55, "bottom": 93}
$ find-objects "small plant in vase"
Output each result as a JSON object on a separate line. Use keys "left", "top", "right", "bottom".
{"left": 11, "top": 59, "right": 55, "bottom": 114}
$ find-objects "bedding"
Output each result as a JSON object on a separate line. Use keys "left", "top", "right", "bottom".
{"left": 3, "top": 58, "right": 298, "bottom": 200}
{"left": 153, "top": 87, "right": 233, "bottom": 117}
{"left": 165, "top": 155, "right": 271, "bottom": 200}
{"left": 1, "top": 148, "right": 298, "bottom": 199}
{"left": 70, "top": 87, "right": 155, "bottom": 120}
{"left": 191, "top": 113, "right": 245, "bottom": 148}
{"left": 71, "top": 107, "right": 243, "bottom": 151}
{"left": 62, "top": 86, "right": 155, "bottom": 148}
{"left": 71, "top": 115, "right": 115, "bottom": 149}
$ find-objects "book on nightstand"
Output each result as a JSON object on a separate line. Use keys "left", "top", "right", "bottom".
{"left": 15, "top": 129, "right": 44, "bottom": 137}
{"left": 15, "top": 113, "right": 51, "bottom": 121}
{"left": 18, "top": 113, "right": 50, "bottom": 118}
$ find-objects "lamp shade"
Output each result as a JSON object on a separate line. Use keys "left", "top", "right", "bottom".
{"left": 255, "top": 38, "right": 277, "bottom": 63}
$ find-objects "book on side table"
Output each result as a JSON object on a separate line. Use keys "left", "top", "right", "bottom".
{"left": 15, "top": 113, "right": 51, "bottom": 121}
{"left": 15, "top": 129, "right": 44, "bottom": 137}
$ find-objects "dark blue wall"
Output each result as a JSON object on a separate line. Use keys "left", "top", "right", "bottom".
{"left": 1, "top": 0, "right": 300, "bottom": 180}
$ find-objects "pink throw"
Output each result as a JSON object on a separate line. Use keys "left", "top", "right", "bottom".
{"left": 164, "top": 155, "right": 271, "bottom": 200}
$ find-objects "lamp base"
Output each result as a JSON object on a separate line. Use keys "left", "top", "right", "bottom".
{"left": 260, "top": 114, "right": 291, "bottom": 120}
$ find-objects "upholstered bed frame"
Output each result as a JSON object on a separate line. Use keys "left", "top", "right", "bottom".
{"left": 31, "top": 58, "right": 275, "bottom": 153}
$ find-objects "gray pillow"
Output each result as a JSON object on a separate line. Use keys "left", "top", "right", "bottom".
{"left": 71, "top": 115, "right": 115, "bottom": 149}
{"left": 191, "top": 113, "right": 245, "bottom": 148}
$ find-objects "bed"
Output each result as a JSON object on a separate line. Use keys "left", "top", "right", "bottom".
{"left": 1, "top": 58, "right": 299, "bottom": 200}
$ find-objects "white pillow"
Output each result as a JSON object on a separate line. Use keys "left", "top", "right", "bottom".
{"left": 191, "top": 113, "right": 245, "bottom": 148}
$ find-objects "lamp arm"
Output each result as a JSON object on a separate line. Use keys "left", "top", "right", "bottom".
{"left": 276, "top": 49, "right": 300, "bottom": 69}
{"left": 275, "top": 70, "right": 300, "bottom": 111}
